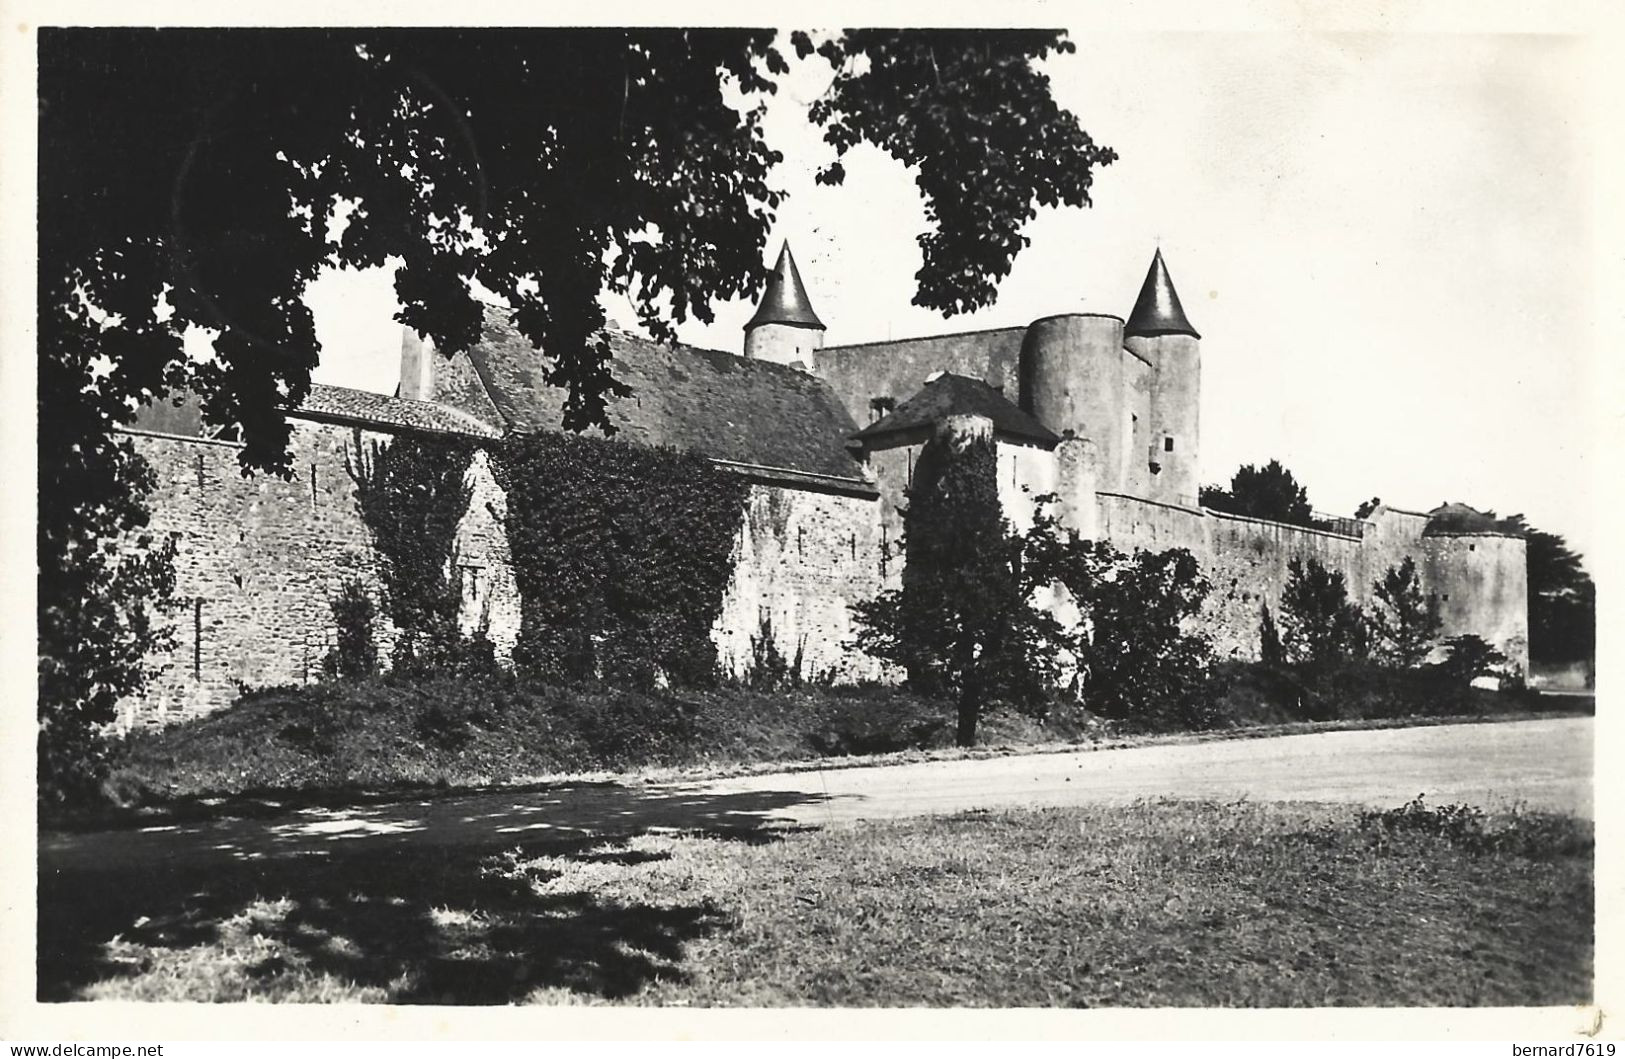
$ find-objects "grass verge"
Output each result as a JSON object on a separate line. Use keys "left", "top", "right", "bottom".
{"left": 57, "top": 799, "right": 1591, "bottom": 1006}
{"left": 100, "top": 677, "right": 1092, "bottom": 809}
{"left": 98, "top": 670, "right": 1581, "bottom": 819}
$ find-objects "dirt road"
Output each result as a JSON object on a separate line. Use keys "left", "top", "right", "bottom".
{"left": 39, "top": 717, "right": 1591, "bottom": 872}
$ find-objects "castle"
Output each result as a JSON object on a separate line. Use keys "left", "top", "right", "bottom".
{"left": 119, "top": 246, "right": 1529, "bottom": 728}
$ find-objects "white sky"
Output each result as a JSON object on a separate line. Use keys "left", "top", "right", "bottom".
{"left": 306, "top": 28, "right": 1599, "bottom": 561}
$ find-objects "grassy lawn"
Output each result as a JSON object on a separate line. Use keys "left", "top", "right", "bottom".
{"left": 53, "top": 799, "right": 1591, "bottom": 1006}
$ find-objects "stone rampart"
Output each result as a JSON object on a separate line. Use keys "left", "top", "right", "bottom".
{"left": 1093, "top": 492, "right": 1526, "bottom": 669}
{"left": 119, "top": 421, "right": 887, "bottom": 728}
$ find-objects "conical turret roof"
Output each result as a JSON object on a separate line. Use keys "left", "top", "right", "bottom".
{"left": 1124, "top": 249, "right": 1200, "bottom": 339}
{"left": 745, "top": 241, "right": 825, "bottom": 331}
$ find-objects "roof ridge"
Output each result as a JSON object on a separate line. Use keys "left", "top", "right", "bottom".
{"left": 854, "top": 371, "right": 1058, "bottom": 446}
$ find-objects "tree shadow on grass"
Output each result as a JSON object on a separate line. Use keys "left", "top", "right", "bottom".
{"left": 39, "top": 784, "right": 828, "bottom": 1004}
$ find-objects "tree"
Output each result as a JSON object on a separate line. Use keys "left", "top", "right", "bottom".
{"left": 851, "top": 428, "right": 1063, "bottom": 746}
{"left": 40, "top": 28, "right": 1116, "bottom": 796}
{"left": 1368, "top": 557, "right": 1442, "bottom": 668}
{"left": 1026, "top": 518, "right": 1222, "bottom": 732}
{"left": 1200, "top": 459, "right": 1314, "bottom": 527}
{"left": 37, "top": 449, "right": 177, "bottom": 804}
{"left": 1258, "top": 601, "right": 1286, "bottom": 666}
{"left": 1279, "top": 558, "right": 1367, "bottom": 666}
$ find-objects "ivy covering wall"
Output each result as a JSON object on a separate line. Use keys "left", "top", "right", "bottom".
{"left": 493, "top": 432, "right": 750, "bottom": 688}
{"left": 347, "top": 430, "right": 477, "bottom": 672}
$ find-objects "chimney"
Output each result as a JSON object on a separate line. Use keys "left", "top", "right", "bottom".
{"left": 398, "top": 327, "right": 434, "bottom": 401}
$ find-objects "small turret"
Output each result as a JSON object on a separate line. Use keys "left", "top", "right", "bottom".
{"left": 1124, "top": 248, "right": 1201, "bottom": 340}
{"left": 1123, "top": 249, "right": 1201, "bottom": 505}
{"left": 744, "top": 242, "right": 826, "bottom": 369}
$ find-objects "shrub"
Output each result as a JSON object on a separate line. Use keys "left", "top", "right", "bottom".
{"left": 551, "top": 688, "right": 710, "bottom": 768}
{"left": 1435, "top": 634, "right": 1511, "bottom": 685}
{"left": 1280, "top": 558, "right": 1367, "bottom": 667}
{"left": 1200, "top": 459, "right": 1314, "bottom": 527}
{"left": 1025, "top": 512, "right": 1223, "bottom": 734}
{"left": 1258, "top": 601, "right": 1286, "bottom": 667}
{"left": 805, "top": 694, "right": 949, "bottom": 756}
{"left": 745, "top": 613, "right": 797, "bottom": 691}
{"left": 322, "top": 579, "right": 379, "bottom": 680}
{"left": 1359, "top": 795, "right": 1488, "bottom": 850}
{"left": 1368, "top": 558, "right": 1442, "bottom": 668}
{"left": 39, "top": 435, "right": 178, "bottom": 805}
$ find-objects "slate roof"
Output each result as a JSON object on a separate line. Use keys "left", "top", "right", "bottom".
{"left": 128, "top": 306, "right": 872, "bottom": 486}
{"left": 296, "top": 384, "right": 502, "bottom": 438}
{"left": 465, "top": 306, "right": 868, "bottom": 480}
{"left": 852, "top": 372, "right": 1060, "bottom": 447}
{"left": 129, "top": 385, "right": 502, "bottom": 440}
{"left": 745, "top": 242, "right": 825, "bottom": 331}
{"left": 1125, "top": 248, "right": 1200, "bottom": 339}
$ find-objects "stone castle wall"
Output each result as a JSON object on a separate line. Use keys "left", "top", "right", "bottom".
{"left": 120, "top": 423, "right": 399, "bottom": 729}
{"left": 1093, "top": 491, "right": 1528, "bottom": 669}
{"left": 712, "top": 483, "right": 887, "bottom": 684}
{"left": 116, "top": 409, "right": 1528, "bottom": 731}
{"left": 816, "top": 328, "right": 1028, "bottom": 429}
{"left": 1424, "top": 533, "right": 1530, "bottom": 671}
{"left": 118, "top": 421, "right": 886, "bottom": 729}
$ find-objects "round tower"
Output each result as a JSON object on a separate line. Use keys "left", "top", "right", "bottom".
{"left": 1420, "top": 506, "right": 1531, "bottom": 678}
{"left": 1123, "top": 249, "right": 1201, "bottom": 506}
{"left": 1018, "top": 313, "right": 1127, "bottom": 494}
{"left": 743, "top": 241, "right": 825, "bottom": 369}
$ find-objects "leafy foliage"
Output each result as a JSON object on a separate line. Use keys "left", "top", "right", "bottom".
{"left": 1279, "top": 558, "right": 1368, "bottom": 667}
{"left": 1026, "top": 512, "right": 1222, "bottom": 733}
{"left": 39, "top": 27, "right": 1114, "bottom": 792}
{"left": 799, "top": 30, "right": 1116, "bottom": 313}
{"left": 1368, "top": 557, "right": 1442, "bottom": 668}
{"left": 1200, "top": 459, "right": 1314, "bottom": 527}
{"left": 38, "top": 438, "right": 178, "bottom": 804}
{"left": 42, "top": 27, "right": 1111, "bottom": 474}
{"left": 852, "top": 429, "right": 1063, "bottom": 746}
{"left": 1435, "top": 634, "right": 1511, "bottom": 685}
{"left": 346, "top": 432, "right": 476, "bottom": 673}
{"left": 322, "top": 580, "right": 380, "bottom": 681}
{"left": 493, "top": 432, "right": 750, "bottom": 689}
{"left": 743, "top": 613, "right": 834, "bottom": 693}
